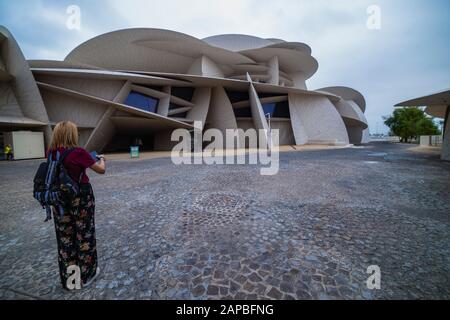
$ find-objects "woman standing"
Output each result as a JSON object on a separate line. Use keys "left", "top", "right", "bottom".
{"left": 47, "top": 121, "right": 106, "bottom": 289}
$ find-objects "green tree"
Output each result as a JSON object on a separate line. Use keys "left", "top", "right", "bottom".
{"left": 383, "top": 107, "right": 440, "bottom": 143}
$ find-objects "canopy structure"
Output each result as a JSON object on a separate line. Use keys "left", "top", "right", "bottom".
{"left": 396, "top": 89, "right": 450, "bottom": 161}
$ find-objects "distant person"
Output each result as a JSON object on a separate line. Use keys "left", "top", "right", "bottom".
{"left": 47, "top": 121, "right": 106, "bottom": 289}
{"left": 4, "top": 144, "right": 13, "bottom": 161}
{"left": 133, "top": 137, "right": 144, "bottom": 151}
{"left": 137, "top": 138, "right": 143, "bottom": 151}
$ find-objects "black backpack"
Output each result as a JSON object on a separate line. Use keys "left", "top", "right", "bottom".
{"left": 33, "top": 148, "right": 83, "bottom": 222}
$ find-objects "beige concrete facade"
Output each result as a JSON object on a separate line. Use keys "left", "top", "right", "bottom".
{"left": 0, "top": 26, "right": 52, "bottom": 143}
{"left": 0, "top": 27, "right": 369, "bottom": 153}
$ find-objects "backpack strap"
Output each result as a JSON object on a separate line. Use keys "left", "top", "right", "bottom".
{"left": 78, "top": 171, "right": 84, "bottom": 184}
{"left": 45, "top": 150, "right": 60, "bottom": 187}
{"left": 43, "top": 150, "right": 62, "bottom": 222}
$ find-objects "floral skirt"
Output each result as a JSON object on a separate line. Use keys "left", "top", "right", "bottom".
{"left": 53, "top": 183, "right": 98, "bottom": 288}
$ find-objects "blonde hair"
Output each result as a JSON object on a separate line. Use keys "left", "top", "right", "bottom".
{"left": 49, "top": 121, "right": 79, "bottom": 149}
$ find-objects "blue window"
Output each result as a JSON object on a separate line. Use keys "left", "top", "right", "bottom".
{"left": 262, "top": 103, "right": 276, "bottom": 117}
{"left": 124, "top": 91, "right": 159, "bottom": 113}
{"left": 262, "top": 101, "right": 290, "bottom": 118}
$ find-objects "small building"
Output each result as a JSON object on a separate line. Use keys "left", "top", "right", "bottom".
{"left": 3, "top": 131, "right": 45, "bottom": 160}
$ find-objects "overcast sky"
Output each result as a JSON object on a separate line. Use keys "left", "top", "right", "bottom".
{"left": 1, "top": 0, "right": 449, "bottom": 133}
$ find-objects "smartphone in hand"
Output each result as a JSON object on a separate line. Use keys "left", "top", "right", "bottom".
{"left": 90, "top": 151, "right": 99, "bottom": 161}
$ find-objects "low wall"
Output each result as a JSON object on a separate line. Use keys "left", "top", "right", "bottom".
{"left": 420, "top": 135, "right": 443, "bottom": 147}
{"left": 387, "top": 136, "right": 400, "bottom": 143}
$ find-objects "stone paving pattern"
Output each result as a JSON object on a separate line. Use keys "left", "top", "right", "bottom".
{"left": 0, "top": 142, "right": 449, "bottom": 300}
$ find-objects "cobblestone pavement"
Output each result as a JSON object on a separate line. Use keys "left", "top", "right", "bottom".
{"left": 0, "top": 142, "right": 449, "bottom": 300}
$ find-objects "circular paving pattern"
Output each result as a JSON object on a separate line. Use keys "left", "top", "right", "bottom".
{"left": 192, "top": 192, "right": 249, "bottom": 215}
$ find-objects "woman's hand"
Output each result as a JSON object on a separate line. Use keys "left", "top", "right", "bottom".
{"left": 90, "top": 155, "right": 106, "bottom": 174}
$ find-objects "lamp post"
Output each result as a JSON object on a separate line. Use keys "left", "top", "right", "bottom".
{"left": 265, "top": 112, "right": 272, "bottom": 152}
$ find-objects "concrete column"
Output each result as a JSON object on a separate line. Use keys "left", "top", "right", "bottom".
{"left": 0, "top": 26, "right": 52, "bottom": 146}
{"left": 289, "top": 72, "right": 307, "bottom": 90}
{"left": 246, "top": 73, "right": 271, "bottom": 147}
{"left": 288, "top": 93, "right": 349, "bottom": 145}
{"left": 84, "top": 80, "right": 130, "bottom": 152}
{"left": 267, "top": 56, "right": 279, "bottom": 85}
{"left": 157, "top": 86, "right": 171, "bottom": 117}
{"left": 187, "top": 55, "right": 224, "bottom": 78}
{"left": 206, "top": 86, "right": 239, "bottom": 133}
{"left": 442, "top": 106, "right": 450, "bottom": 161}
{"left": 186, "top": 87, "right": 211, "bottom": 130}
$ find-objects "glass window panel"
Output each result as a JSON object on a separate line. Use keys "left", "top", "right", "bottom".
{"left": 124, "top": 91, "right": 159, "bottom": 113}
{"left": 273, "top": 100, "right": 290, "bottom": 118}
{"left": 171, "top": 87, "right": 195, "bottom": 101}
{"left": 233, "top": 107, "right": 252, "bottom": 118}
{"left": 226, "top": 90, "right": 249, "bottom": 103}
{"left": 262, "top": 103, "right": 276, "bottom": 117}
{"left": 262, "top": 101, "right": 290, "bottom": 118}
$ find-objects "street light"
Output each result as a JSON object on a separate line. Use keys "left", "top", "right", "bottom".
{"left": 265, "top": 112, "right": 272, "bottom": 151}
